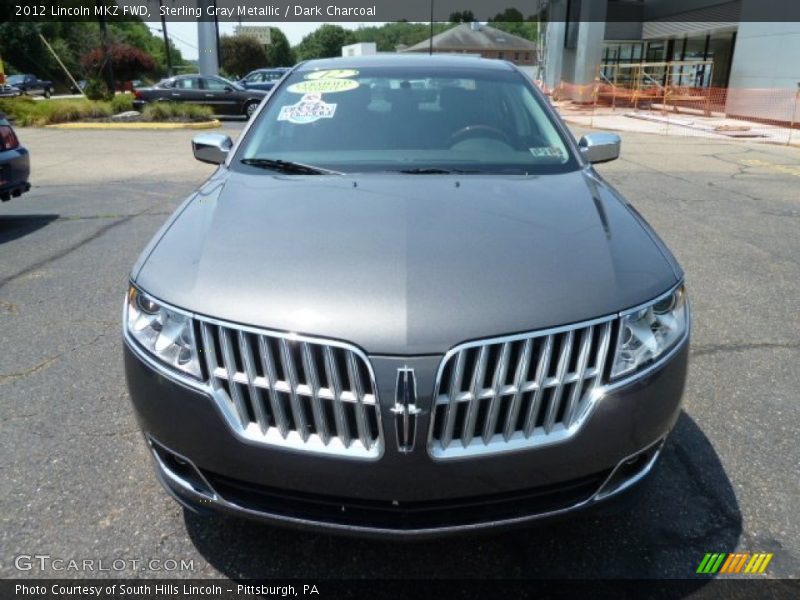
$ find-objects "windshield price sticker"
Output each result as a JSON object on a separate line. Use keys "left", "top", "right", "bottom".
{"left": 288, "top": 79, "right": 359, "bottom": 94}
{"left": 305, "top": 69, "right": 359, "bottom": 80}
{"left": 278, "top": 93, "right": 337, "bottom": 124}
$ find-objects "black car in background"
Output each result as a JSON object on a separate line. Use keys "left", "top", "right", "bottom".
{"left": 237, "top": 68, "right": 290, "bottom": 92}
{"left": 0, "top": 113, "right": 31, "bottom": 202}
{"left": 6, "top": 74, "right": 53, "bottom": 98}
{"left": 133, "top": 75, "right": 267, "bottom": 118}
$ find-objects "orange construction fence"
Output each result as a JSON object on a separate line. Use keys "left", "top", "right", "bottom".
{"left": 546, "top": 81, "right": 800, "bottom": 128}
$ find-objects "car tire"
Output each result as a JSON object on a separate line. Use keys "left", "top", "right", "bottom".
{"left": 43, "top": 88, "right": 51, "bottom": 99}
{"left": 244, "top": 101, "right": 259, "bottom": 119}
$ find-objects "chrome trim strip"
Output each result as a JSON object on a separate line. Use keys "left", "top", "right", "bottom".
{"left": 151, "top": 435, "right": 665, "bottom": 538}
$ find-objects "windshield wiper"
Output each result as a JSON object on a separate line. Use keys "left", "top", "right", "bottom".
{"left": 240, "top": 158, "right": 342, "bottom": 175}
{"left": 398, "top": 167, "right": 480, "bottom": 174}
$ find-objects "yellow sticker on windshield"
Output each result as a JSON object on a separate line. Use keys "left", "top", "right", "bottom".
{"left": 305, "top": 69, "right": 359, "bottom": 80}
{"left": 288, "top": 78, "right": 359, "bottom": 94}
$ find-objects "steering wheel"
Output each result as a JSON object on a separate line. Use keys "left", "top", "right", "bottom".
{"left": 448, "top": 124, "right": 513, "bottom": 148}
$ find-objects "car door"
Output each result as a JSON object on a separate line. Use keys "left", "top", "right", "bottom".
{"left": 200, "top": 77, "right": 240, "bottom": 115}
{"left": 25, "top": 75, "right": 44, "bottom": 95}
{"left": 168, "top": 77, "right": 204, "bottom": 104}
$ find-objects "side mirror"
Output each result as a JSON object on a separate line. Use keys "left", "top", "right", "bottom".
{"left": 192, "top": 133, "right": 232, "bottom": 165}
{"left": 578, "top": 133, "right": 621, "bottom": 164}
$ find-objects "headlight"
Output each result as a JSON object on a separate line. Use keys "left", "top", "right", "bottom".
{"left": 125, "top": 286, "right": 202, "bottom": 379}
{"left": 610, "top": 285, "right": 689, "bottom": 379}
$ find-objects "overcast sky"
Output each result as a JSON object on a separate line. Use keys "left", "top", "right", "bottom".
{"left": 144, "top": 22, "right": 387, "bottom": 60}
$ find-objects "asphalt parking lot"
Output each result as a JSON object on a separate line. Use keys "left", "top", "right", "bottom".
{"left": 1, "top": 123, "right": 798, "bottom": 580}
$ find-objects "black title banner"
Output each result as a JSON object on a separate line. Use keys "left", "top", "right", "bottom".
{"left": 3, "top": 0, "right": 800, "bottom": 23}
{"left": 3, "top": 579, "right": 800, "bottom": 600}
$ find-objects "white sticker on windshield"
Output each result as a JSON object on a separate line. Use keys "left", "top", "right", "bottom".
{"left": 529, "top": 146, "right": 564, "bottom": 159}
{"left": 277, "top": 93, "right": 337, "bottom": 125}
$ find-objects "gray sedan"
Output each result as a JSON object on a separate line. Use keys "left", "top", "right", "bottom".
{"left": 133, "top": 75, "right": 266, "bottom": 118}
{"left": 123, "top": 55, "right": 690, "bottom": 537}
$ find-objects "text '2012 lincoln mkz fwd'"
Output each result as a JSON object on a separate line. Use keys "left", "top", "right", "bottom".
{"left": 123, "top": 55, "right": 690, "bottom": 537}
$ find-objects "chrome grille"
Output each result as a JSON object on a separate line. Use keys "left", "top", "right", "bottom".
{"left": 429, "top": 317, "right": 615, "bottom": 459}
{"left": 199, "top": 320, "right": 382, "bottom": 459}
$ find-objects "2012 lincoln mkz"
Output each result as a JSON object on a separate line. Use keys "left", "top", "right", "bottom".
{"left": 123, "top": 55, "right": 690, "bottom": 537}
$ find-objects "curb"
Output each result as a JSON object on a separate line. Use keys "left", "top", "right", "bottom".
{"left": 45, "top": 119, "right": 221, "bottom": 130}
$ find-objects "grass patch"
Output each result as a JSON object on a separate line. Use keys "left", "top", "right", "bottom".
{"left": 110, "top": 93, "right": 135, "bottom": 114}
{"left": 0, "top": 96, "right": 111, "bottom": 126}
{"left": 141, "top": 102, "right": 214, "bottom": 122}
{"left": 0, "top": 95, "right": 212, "bottom": 126}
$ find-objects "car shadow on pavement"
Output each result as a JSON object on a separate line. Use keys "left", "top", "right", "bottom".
{"left": 0, "top": 214, "right": 58, "bottom": 245}
{"left": 184, "top": 411, "right": 740, "bottom": 580}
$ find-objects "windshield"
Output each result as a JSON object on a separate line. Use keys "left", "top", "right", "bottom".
{"left": 236, "top": 66, "right": 578, "bottom": 175}
{"left": 8, "top": 75, "right": 24, "bottom": 84}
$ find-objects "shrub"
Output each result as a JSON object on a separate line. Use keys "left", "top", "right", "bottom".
{"left": 110, "top": 93, "right": 134, "bottom": 114}
{"left": 0, "top": 97, "right": 111, "bottom": 126}
{"left": 84, "top": 78, "right": 113, "bottom": 101}
{"left": 141, "top": 102, "right": 213, "bottom": 122}
{"left": 82, "top": 44, "right": 157, "bottom": 82}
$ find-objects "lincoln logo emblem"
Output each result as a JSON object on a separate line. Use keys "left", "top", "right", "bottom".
{"left": 392, "top": 368, "right": 421, "bottom": 453}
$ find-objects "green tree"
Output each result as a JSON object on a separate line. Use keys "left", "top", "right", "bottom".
{"left": 0, "top": 20, "right": 184, "bottom": 90}
{"left": 449, "top": 10, "right": 475, "bottom": 23}
{"left": 220, "top": 35, "right": 268, "bottom": 79}
{"left": 488, "top": 8, "right": 543, "bottom": 41}
{"left": 294, "top": 24, "right": 357, "bottom": 61}
{"left": 351, "top": 22, "right": 454, "bottom": 52}
{"left": 266, "top": 28, "right": 295, "bottom": 67}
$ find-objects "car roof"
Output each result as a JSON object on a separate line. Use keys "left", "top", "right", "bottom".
{"left": 296, "top": 54, "right": 516, "bottom": 72}
{"left": 249, "top": 67, "right": 289, "bottom": 73}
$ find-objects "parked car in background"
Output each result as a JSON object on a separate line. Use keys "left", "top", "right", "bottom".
{"left": 70, "top": 80, "right": 88, "bottom": 94}
{"left": 133, "top": 75, "right": 267, "bottom": 118}
{"left": 0, "top": 113, "right": 31, "bottom": 202}
{"left": 0, "top": 83, "right": 22, "bottom": 98}
{"left": 124, "top": 56, "right": 691, "bottom": 537}
{"left": 237, "top": 67, "right": 290, "bottom": 92}
{"left": 7, "top": 74, "right": 53, "bottom": 98}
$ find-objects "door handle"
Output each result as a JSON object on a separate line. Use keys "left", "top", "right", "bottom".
{"left": 171, "top": 93, "right": 180, "bottom": 97}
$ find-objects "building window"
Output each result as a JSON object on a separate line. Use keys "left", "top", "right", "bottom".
{"left": 515, "top": 52, "right": 520, "bottom": 60}
{"left": 499, "top": 51, "right": 505, "bottom": 59}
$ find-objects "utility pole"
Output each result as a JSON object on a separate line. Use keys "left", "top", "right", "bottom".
{"left": 429, "top": 0, "right": 434, "bottom": 55}
{"left": 213, "top": 0, "right": 221, "bottom": 70}
{"left": 157, "top": 0, "right": 173, "bottom": 76}
{"left": 95, "top": 0, "right": 115, "bottom": 94}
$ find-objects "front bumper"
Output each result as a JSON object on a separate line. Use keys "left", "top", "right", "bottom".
{"left": 124, "top": 337, "right": 688, "bottom": 537}
{"left": 0, "top": 146, "right": 31, "bottom": 202}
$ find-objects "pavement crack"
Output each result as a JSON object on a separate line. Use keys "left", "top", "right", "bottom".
{"left": 0, "top": 328, "right": 112, "bottom": 384}
{"left": 0, "top": 355, "right": 59, "bottom": 383}
{"left": 0, "top": 206, "right": 154, "bottom": 291}
{"left": 691, "top": 341, "right": 800, "bottom": 358}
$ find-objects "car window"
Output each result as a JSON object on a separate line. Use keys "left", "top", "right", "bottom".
{"left": 237, "top": 66, "right": 578, "bottom": 175}
{"left": 175, "top": 78, "right": 200, "bottom": 90}
{"left": 204, "top": 77, "right": 237, "bottom": 91}
{"left": 246, "top": 72, "right": 264, "bottom": 83}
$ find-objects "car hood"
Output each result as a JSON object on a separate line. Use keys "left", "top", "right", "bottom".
{"left": 134, "top": 170, "right": 679, "bottom": 355}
